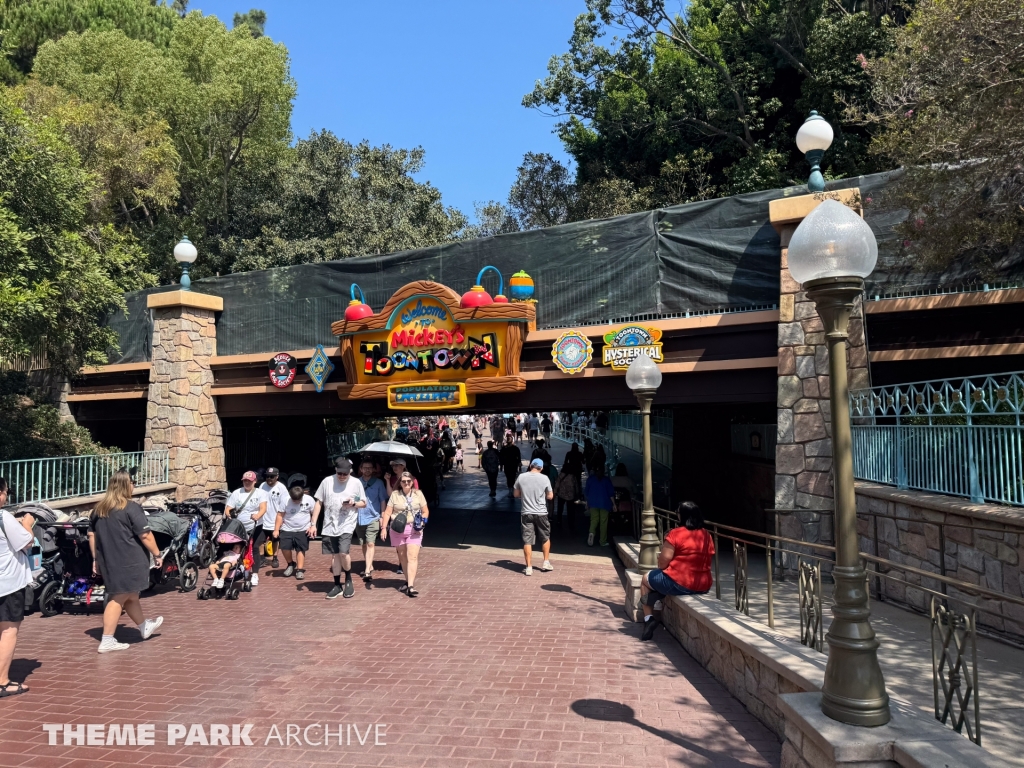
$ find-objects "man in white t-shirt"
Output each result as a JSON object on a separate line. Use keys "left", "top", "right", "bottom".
{"left": 224, "top": 471, "right": 269, "bottom": 586}
{"left": 273, "top": 474, "right": 316, "bottom": 580}
{"left": 311, "top": 458, "right": 365, "bottom": 600}
{"left": 259, "top": 467, "right": 288, "bottom": 570}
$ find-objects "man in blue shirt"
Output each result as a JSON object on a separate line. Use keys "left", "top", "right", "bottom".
{"left": 585, "top": 464, "right": 616, "bottom": 547}
{"left": 356, "top": 459, "right": 390, "bottom": 582}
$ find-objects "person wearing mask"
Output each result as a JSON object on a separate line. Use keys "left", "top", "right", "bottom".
{"left": 258, "top": 467, "right": 288, "bottom": 571}
{"left": 356, "top": 459, "right": 389, "bottom": 582}
{"left": 585, "top": 464, "right": 615, "bottom": 547}
{"left": 499, "top": 434, "right": 522, "bottom": 499}
{"left": 639, "top": 502, "right": 715, "bottom": 640}
{"left": 481, "top": 440, "right": 501, "bottom": 497}
{"left": 87, "top": 470, "right": 164, "bottom": 653}
{"left": 513, "top": 459, "right": 554, "bottom": 575}
{"left": 224, "top": 471, "right": 269, "bottom": 586}
{"left": 0, "top": 478, "right": 34, "bottom": 696}
{"left": 311, "top": 458, "right": 366, "bottom": 600}
{"left": 273, "top": 474, "right": 316, "bottom": 580}
{"left": 380, "top": 472, "right": 429, "bottom": 597}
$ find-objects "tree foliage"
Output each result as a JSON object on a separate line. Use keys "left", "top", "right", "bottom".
{"left": 221, "top": 131, "right": 471, "bottom": 271}
{"left": 0, "top": 87, "right": 153, "bottom": 379}
{"left": 520, "top": 0, "right": 904, "bottom": 223}
{"left": 0, "top": 0, "right": 179, "bottom": 84}
{"left": 855, "top": 0, "right": 1024, "bottom": 272}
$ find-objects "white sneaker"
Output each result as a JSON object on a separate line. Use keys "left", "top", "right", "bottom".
{"left": 539, "top": 561, "right": 553, "bottom": 572}
{"left": 587, "top": 532, "right": 595, "bottom": 546}
{"left": 653, "top": 600, "right": 664, "bottom": 611}
{"left": 140, "top": 616, "right": 163, "bottom": 640}
{"left": 524, "top": 566, "right": 533, "bottom": 576}
{"left": 212, "top": 578, "right": 224, "bottom": 589}
{"left": 97, "top": 638, "right": 129, "bottom": 654}
{"left": 251, "top": 574, "right": 259, "bottom": 586}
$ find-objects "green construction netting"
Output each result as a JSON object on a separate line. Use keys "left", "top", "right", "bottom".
{"left": 101, "top": 170, "right": 1021, "bottom": 362}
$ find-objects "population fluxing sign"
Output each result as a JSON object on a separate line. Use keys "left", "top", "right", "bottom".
{"left": 601, "top": 325, "right": 664, "bottom": 371}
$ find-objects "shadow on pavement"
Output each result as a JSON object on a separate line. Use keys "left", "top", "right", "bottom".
{"left": 572, "top": 698, "right": 773, "bottom": 767}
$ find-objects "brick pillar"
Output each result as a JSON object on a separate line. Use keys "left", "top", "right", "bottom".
{"left": 144, "top": 291, "right": 226, "bottom": 500}
{"left": 770, "top": 191, "right": 870, "bottom": 557}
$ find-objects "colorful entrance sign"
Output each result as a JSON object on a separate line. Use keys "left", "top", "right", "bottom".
{"left": 388, "top": 383, "right": 470, "bottom": 410}
{"left": 304, "top": 345, "right": 335, "bottom": 393}
{"left": 601, "top": 325, "right": 664, "bottom": 370}
{"left": 551, "top": 331, "right": 592, "bottom": 375}
{"left": 331, "top": 280, "right": 534, "bottom": 407}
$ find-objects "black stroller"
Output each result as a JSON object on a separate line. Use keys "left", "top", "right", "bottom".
{"left": 196, "top": 517, "right": 253, "bottom": 601}
{"left": 37, "top": 520, "right": 106, "bottom": 617}
{"left": 145, "top": 509, "right": 199, "bottom": 592}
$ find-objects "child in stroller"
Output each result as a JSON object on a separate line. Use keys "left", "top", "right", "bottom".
{"left": 197, "top": 518, "right": 252, "bottom": 600}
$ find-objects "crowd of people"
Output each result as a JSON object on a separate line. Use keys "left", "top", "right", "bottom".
{"left": 0, "top": 411, "right": 713, "bottom": 695}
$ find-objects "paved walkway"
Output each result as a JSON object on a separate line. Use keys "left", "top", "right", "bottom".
{"left": 0, "top": 439, "right": 780, "bottom": 768}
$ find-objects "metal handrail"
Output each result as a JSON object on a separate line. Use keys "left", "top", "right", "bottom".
{"left": 551, "top": 421, "right": 620, "bottom": 473}
{"left": 325, "top": 429, "right": 386, "bottom": 460}
{"left": 645, "top": 512, "right": 1024, "bottom": 747}
{"left": 0, "top": 450, "right": 170, "bottom": 504}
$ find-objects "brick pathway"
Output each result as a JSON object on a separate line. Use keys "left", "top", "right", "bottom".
{"left": 0, "top": 457, "right": 780, "bottom": 767}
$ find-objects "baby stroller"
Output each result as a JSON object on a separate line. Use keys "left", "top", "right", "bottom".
{"left": 37, "top": 520, "right": 106, "bottom": 617}
{"left": 196, "top": 517, "right": 253, "bottom": 601}
{"left": 145, "top": 508, "right": 199, "bottom": 592}
{"left": 167, "top": 493, "right": 221, "bottom": 567}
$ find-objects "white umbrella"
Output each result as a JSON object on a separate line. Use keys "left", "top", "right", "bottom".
{"left": 357, "top": 440, "right": 424, "bottom": 457}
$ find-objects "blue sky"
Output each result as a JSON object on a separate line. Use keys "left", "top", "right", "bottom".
{"left": 192, "top": 0, "right": 583, "bottom": 220}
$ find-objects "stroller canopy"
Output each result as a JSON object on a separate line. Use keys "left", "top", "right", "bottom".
{"left": 146, "top": 510, "right": 186, "bottom": 539}
{"left": 216, "top": 517, "right": 248, "bottom": 544}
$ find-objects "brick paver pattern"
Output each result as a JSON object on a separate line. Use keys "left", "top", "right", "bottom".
{"left": 0, "top": 491, "right": 780, "bottom": 768}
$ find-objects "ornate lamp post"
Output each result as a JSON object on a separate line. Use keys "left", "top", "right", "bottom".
{"left": 625, "top": 352, "right": 663, "bottom": 575}
{"left": 796, "top": 111, "right": 834, "bottom": 193}
{"left": 173, "top": 236, "right": 198, "bottom": 291}
{"left": 787, "top": 198, "right": 890, "bottom": 726}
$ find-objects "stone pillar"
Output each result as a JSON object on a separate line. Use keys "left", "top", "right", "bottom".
{"left": 144, "top": 291, "right": 226, "bottom": 501}
{"left": 770, "top": 191, "right": 870, "bottom": 557}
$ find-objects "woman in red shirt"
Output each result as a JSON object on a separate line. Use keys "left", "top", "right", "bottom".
{"left": 640, "top": 501, "right": 714, "bottom": 641}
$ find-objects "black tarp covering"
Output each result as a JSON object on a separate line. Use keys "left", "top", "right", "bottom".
{"left": 102, "top": 170, "right": 1023, "bottom": 363}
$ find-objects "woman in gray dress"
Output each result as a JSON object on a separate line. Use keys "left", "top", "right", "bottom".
{"left": 87, "top": 470, "right": 165, "bottom": 654}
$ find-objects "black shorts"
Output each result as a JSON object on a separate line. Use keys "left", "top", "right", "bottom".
{"left": 322, "top": 533, "right": 353, "bottom": 555}
{"left": 279, "top": 530, "right": 309, "bottom": 553}
{"left": 0, "top": 588, "right": 26, "bottom": 623}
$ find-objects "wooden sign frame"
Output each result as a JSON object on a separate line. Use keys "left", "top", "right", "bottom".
{"left": 331, "top": 281, "right": 534, "bottom": 403}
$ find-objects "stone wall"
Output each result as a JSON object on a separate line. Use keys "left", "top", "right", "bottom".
{"left": 144, "top": 301, "right": 225, "bottom": 500}
{"left": 856, "top": 483, "right": 1024, "bottom": 640}
{"left": 773, "top": 193, "right": 870, "bottom": 561}
{"left": 660, "top": 593, "right": 824, "bottom": 737}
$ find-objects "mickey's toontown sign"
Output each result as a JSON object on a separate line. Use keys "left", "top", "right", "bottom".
{"left": 330, "top": 279, "right": 534, "bottom": 409}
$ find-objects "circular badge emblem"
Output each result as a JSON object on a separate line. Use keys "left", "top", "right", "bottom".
{"left": 551, "top": 331, "right": 593, "bottom": 375}
{"left": 269, "top": 353, "right": 297, "bottom": 388}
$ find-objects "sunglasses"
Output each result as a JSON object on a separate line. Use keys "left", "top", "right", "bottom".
{"left": 336, "top": 471, "right": 350, "bottom": 477}
{"left": 400, "top": 479, "right": 414, "bottom": 484}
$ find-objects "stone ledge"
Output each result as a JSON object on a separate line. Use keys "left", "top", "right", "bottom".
{"left": 856, "top": 482, "right": 1024, "bottom": 528}
{"left": 44, "top": 482, "right": 177, "bottom": 511}
{"left": 779, "top": 692, "right": 1003, "bottom": 767}
{"left": 147, "top": 290, "right": 224, "bottom": 312}
{"left": 670, "top": 592, "right": 826, "bottom": 692}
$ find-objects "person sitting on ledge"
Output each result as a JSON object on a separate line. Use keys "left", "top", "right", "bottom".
{"left": 639, "top": 501, "right": 715, "bottom": 641}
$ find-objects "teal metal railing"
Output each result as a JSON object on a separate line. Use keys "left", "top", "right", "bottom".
{"left": 551, "top": 420, "right": 620, "bottom": 473}
{"left": 608, "top": 411, "right": 674, "bottom": 436}
{"left": 0, "top": 450, "right": 170, "bottom": 505}
{"left": 325, "top": 429, "right": 387, "bottom": 460}
{"left": 851, "top": 372, "right": 1024, "bottom": 506}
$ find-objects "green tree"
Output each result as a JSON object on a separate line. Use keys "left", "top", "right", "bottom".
{"left": 857, "top": 0, "right": 1024, "bottom": 272}
{"left": 0, "top": 0, "right": 179, "bottom": 84}
{"left": 31, "top": 12, "right": 295, "bottom": 278}
{"left": 0, "top": 87, "right": 154, "bottom": 380}
{"left": 221, "top": 131, "right": 470, "bottom": 271}
{"left": 523, "top": 0, "right": 902, "bottom": 219}
{"left": 233, "top": 8, "right": 266, "bottom": 37}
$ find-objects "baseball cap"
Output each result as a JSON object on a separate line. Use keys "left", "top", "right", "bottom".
{"left": 265, "top": 466, "right": 280, "bottom": 477}
{"left": 334, "top": 457, "right": 353, "bottom": 473}
{"left": 530, "top": 458, "right": 544, "bottom": 470}
{"left": 242, "top": 471, "right": 258, "bottom": 482}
